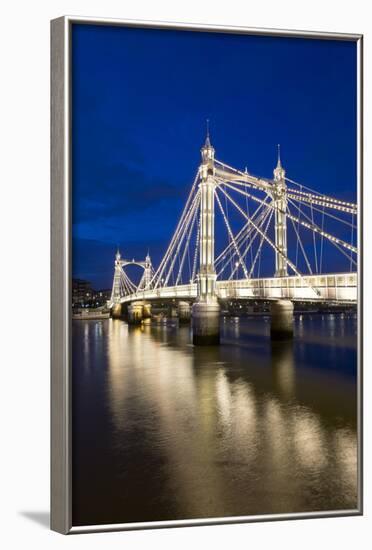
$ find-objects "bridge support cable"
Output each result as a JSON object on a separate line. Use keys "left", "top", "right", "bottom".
{"left": 218, "top": 168, "right": 357, "bottom": 214}
{"left": 218, "top": 186, "right": 301, "bottom": 278}
{"left": 191, "top": 217, "right": 200, "bottom": 283}
{"left": 122, "top": 271, "right": 136, "bottom": 295}
{"left": 153, "top": 186, "right": 201, "bottom": 288}
{"left": 223, "top": 191, "right": 234, "bottom": 277}
{"left": 214, "top": 197, "right": 269, "bottom": 268}
{"left": 350, "top": 213, "right": 355, "bottom": 272}
{"left": 219, "top": 180, "right": 357, "bottom": 255}
{"left": 138, "top": 264, "right": 155, "bottom": 291}
{"left": 287, "top": 194, "right": 357, "bottom": 229}
{"left": 152, "top": 170, "right": 200, "bottom": 287}
{"left": 154, "top": 189, "right": 199, "bottom": 287}
{"left": 221, "top": 206, "right": 271, "bottom": 280}
{"left": 320, "top": 204, "right": 325, "bottom": 274}
{"left": 215, "top": 205, "right": 270, "bottom": 279}
{"left": 163, "top": 191, "right": 201, "bottom": 287}
{"left": 248, "top": 208, "right": 274, "bottom": 278}
{"left": 284, "top": 177, "right": 357, "bottom": 213}
{"left": 218, "top": 185, "right": 323, "bottom": 298}
{"left": 244, "top": 182, "right": 255, "bottom": 274}
{"left": 286, "top": 205, "right": 313, "bottom": 274}
{"left": 310, "top": 201, "right": 319, "bottom": 273}
{"left": 287, "top": 199, "right": 357, "bottom": 267}
{"left": 215, "top": 190, "right": 250, "bottom": 279}
{"left": 214, "top": 158, "right": 271, "bottom": 193}
{"left": 281, "top": 200, "right": 357, "bottom": 256}
{"left": 214, "top": 197, "right": 270, "bottom": 276}
{"left": 175, "top": 193, "right": 201, "bottom": 285}
{"left": 286, "top": 192, "right": 357, "bottom": 215}
{"left": 119, "top": 267, "right": 137, "bottom": 297}
{"left": 286, "top": 193, "right": 356, "bottom": 270}
{"left": 295, "top": 186, "right": 302, "bottom": 267}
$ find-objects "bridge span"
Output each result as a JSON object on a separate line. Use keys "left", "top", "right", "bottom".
{"left": 115, "top": 272, "right": 357, "bottom": 306}
{"left": 108, "top": 130, "right": 358, "bottom": 344}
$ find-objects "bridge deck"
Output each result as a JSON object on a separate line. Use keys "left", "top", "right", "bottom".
{"left": 114, "top": 272, "right": 357, "bottom": 305}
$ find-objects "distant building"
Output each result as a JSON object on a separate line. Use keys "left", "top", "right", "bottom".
{"left": 92, "top": 289, "right": 111, "bottom": 306}
{"left": 72, "top": 279, "right": 111, "bottom": 309}
{"left": 72, "top": 279, "right": 93, "bottom": 308}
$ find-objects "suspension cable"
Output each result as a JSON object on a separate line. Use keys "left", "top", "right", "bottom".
{"left": 175, "top": 193, "right": 200, "bottom": 285}
{"left": 152, "top": 169, "right": 200, "bottom": 286}
{"left": 249, "top": 208, "right": 274, "bottom": 278}
{"left": 218, "top": 185, "right": 323, "bottom": 297}
{"left": 220, "top": 179, "right": 357, "bottom": 255}
{"left": 163, "top": 191, "right": 201, "bottom": 286}
{"left": 215, "top": 189, "right": 249, "bottom": 279}
{"left": 216, "top": 206, "right": 270, "bottom": 278}
{"left": 287, "top": 204, "right": 313, "bottom": 274}
{"left": 287, "top": 198, "right": 357, "bottom": 266}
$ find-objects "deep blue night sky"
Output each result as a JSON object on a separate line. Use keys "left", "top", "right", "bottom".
{"left": 72, "top": 24, "right": 357, "bottom": 290}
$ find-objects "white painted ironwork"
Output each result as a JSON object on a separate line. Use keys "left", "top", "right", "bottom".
{"left": 109, "top": 132, "right": 357, "bottom": 309}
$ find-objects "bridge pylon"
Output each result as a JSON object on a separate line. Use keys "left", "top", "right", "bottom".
{"left": 192, "top": 128, "right": 221, "bottom": 345}
{"left": 273, "top": 145, "right": 288, "bottom": 277}
{"left": 111, "top": 249, "right": 123, "bottom": 318}
{"left": 140, "top": 252, "right": 153, "bottom": 290}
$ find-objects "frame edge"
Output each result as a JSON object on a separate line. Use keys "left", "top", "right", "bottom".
{"left": 51, "top": 15, "right": 71, "bottom": 535}
{"left": 50, "top": 15, "right": 363, "bottom": 534}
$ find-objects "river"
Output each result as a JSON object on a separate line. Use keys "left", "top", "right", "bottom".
{"left": 72, "top": 313, "right": 358, "bottom": 526}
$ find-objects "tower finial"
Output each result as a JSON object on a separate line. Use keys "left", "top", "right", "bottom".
{"left": 204, "top": 119, "right": 212, "bottom": 148}
{"left": 273, "top": 144, "right": 285, "bottom": 181}
{"left": 277, "top": 144, "right": 282, "bottom": 168}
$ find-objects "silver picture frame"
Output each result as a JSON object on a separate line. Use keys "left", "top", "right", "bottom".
{"left": 51, "top": 15, "right": 363, "bottom": 534}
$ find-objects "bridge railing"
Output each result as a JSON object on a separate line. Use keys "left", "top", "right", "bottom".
{"left": 217, "top": 273, "right": 357, "bottom": 303}
{"left": 115, "top": 272, "right": 356, "bottom": 305}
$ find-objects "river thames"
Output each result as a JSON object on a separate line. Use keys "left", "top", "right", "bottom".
{"left": 72, "top": 313, "right": 358, "bottom": 526}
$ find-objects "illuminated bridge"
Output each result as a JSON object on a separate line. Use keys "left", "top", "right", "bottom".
{"left": 108, "top": 130, "right": 357, "bottom": 344}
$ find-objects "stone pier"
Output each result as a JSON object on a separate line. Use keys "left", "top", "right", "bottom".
{"left": 111, "top": 303, "right": 122, "bottom": 319}
{"left": 270, "top": 299, "right": 294, "bottom": 340}
{"left": 142, "top": 303, "right": 152, "bottom": 319}
{"left": 178, "top": 301, "right": 191, "bottom": 324}
{"left": 192, "top": 301, "right": 220, "bottom": 345}
{"left": 141, "top": 303, "right": 152, "bottom": 325}
{"left": 128, "top": 301, "right": 144, "bottom": 325}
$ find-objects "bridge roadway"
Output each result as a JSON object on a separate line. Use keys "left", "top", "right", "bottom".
{"left": 113, "top": 272, "right": 357, "bottom": 306}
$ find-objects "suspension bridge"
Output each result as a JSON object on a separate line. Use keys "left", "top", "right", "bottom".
{"left": 108, "top": 131, "right": 357, "bottom": 344}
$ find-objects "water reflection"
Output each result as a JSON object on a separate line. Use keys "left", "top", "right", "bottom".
{"left": 271, "top": 341, "right": 295, "bottom": 399}
{"left": 72, "top": 314, "right": 358, "bottom": 526}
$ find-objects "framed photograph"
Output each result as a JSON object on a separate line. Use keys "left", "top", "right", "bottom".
{"left": 51, "top": 16, "right": 363, "bottom": 534}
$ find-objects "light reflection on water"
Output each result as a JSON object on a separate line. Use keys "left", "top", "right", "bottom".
{"left": 72, "top": 314, "right": 358, "bottom": 526}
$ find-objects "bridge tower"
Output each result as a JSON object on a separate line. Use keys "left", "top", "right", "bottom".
{"left": 271, "top": 147, "right": 293, "bottom": 338}
{"left": 111, "top": 249, "right": 123, "bottom": 318}
{"left": 273, "top": 145, "right": 288, "bottom": 277}
{"left": 142, "top": 252, "right": 153, "bottom": 290}
{"left": 192, "top": 128, "right": 220, "bottom": 345}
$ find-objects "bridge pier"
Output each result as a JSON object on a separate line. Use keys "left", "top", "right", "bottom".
{"left": 169, "top": 305, "right": 178, "bottom": 319}
{"left": 111, "top": 303, "right": 122, "bottom": 319}
{"left": 178, "top": 301, "right": 191, "bottom": 324}
{"left": 142, "top": 302, "right": 152, "bottom": 319}
{"left": 192, "top": 130, "right": 221, "bottom": 345}
{"left": 142, "top": 303, "right": 152, "bottom": 325}
{"left": 270, "top": 299, "right": 294, "bottom": 340}
{"left": 192, "top": 301, "right": 220, "bottom": 345}
{"left": 128, "top": 301, "right": 143, "bottom": 325}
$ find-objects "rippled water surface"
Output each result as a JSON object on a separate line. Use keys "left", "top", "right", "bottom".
{"left": 72, "top": 314, "right": 358, "bottom": 526}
